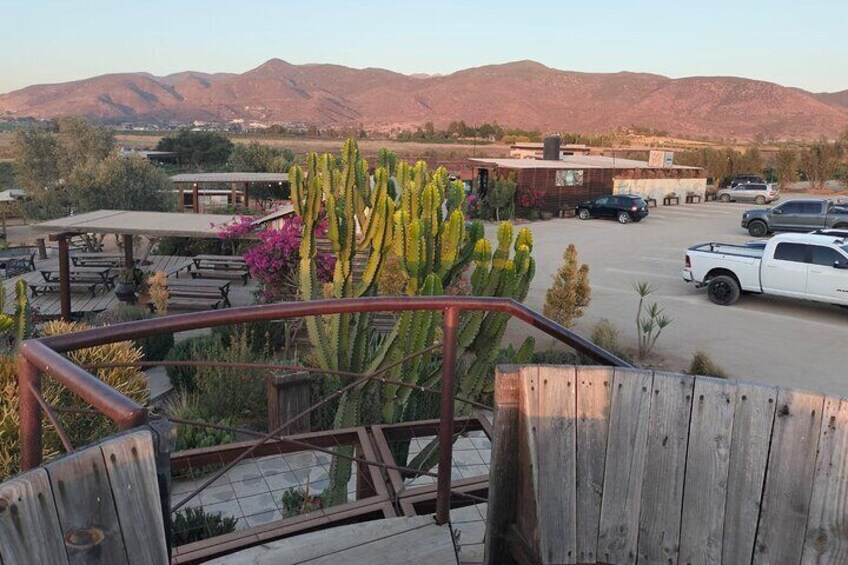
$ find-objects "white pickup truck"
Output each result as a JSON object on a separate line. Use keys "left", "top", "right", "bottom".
{"left": 683, "top": 231, "right": 848, "bottom": 305}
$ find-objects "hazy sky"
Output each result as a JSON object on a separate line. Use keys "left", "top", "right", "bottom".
{"left": 2, "top": 0, "right": 847, "bottom": 94}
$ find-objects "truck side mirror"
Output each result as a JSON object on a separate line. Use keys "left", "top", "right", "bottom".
{"left": 834, "top": 261, "right": 848, "bottom": 269}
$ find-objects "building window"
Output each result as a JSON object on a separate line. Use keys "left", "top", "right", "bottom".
{"left": 556, "top": 170, "right": 584, "bottom": 187}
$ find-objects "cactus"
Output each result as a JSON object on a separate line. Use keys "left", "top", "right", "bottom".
{"left": 0, "top": 280, "right": 33, "bottom": 353}
{"left": 290, "top": 140, "right": 537, "bottom": 494}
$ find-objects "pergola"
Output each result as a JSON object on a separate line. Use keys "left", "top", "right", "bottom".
{"left": 33, "top": 209, "right": 241, "bottom": 319}
{"left": 170, "top": 172, "right": 289, "bottom": 213}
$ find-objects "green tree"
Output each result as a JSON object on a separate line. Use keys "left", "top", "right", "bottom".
{"left": 156, "top": 130, "right": 234, "bottom": 168}
{"left": 800, "top": 140, "right": 843, "bottom": 191}
{"left": 543, "top": 244, "right": 591, "bottom": 328}
{"left": 486, "top": 173, "right": 517, "bottom": 220}
{"left": 11, "top": 125, "right": 63, "bottom": 195}
{"left": 228, "top": 141, "right": 294, "bottom": 173}
{"left": 56, "top": 116, "right": 115, "bottom": 172}
{"left": 68, "top": 154, "right": 175, "bottom": 213}
{"left": 773, "top": 146, "right": 798, "bottom": 191}
{"left": 0, "top": 163, "right": 15, "bottom": 191}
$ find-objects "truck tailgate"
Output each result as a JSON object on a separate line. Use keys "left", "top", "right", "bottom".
{"left": 685, "top": 243, "right": 763, "bottom": 291}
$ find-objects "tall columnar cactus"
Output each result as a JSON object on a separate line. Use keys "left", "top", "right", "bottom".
{"left": 290, "top": 140, "right": 537, "bottom": 497}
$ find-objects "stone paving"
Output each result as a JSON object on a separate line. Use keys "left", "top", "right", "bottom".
{"left": 171, "top": 431, "right": 492, "bottom": 535}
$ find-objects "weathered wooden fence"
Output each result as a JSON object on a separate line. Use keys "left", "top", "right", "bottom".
{"left": 486, "top": 365, "right": 848, "bottom": 565}
{"left": 0, "top": 428, "right": 169, "bottom": 565}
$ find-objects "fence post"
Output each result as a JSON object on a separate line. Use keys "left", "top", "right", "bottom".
{"left": 149, "top": 417, "right": 175, "bottom": 560}
{"left": 435, "top": 306, "right": 460, "bottom": 526}
{"left": 484, "top": 365, "right": 522, "bottom": 564}
{"left": 18, "top": 353, "right": 42, "bottom": 470}
{"left": 267, "top": 371, "right": 312, "bottom": 434}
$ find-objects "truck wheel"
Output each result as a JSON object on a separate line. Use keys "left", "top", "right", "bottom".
{"left": 755, "top": 195, "right": 766, "bottom": 205}
{"left": 720, "top": 194, "right": 731, "bottom": 202}
{"left": 708, "top": 275, "right": 741, "bottom": 306}
{"left": 748, "top": 221, "right": 768, "bottom": 237}
{"left": 578, "top": 209, "right": 590, "bottom": 220}
{"left": 617, "top": 212, "right": 630, "bottom": 224}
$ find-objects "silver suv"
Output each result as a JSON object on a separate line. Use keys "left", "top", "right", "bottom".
{"left": 717, "top": 182, "right": 779, "bottom": 205}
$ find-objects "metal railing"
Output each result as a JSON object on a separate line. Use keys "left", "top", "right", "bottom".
{"left": 17, "top": 296, "right": 631, "bottom": 525}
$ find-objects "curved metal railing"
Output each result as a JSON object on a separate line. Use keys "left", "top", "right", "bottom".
{"left": 16, "top": 296, "right": 631, "bottom": 525}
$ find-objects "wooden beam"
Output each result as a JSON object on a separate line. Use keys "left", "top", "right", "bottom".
{"left": 122, "top": 234, "right": 134, "bottom": 270}
{"left": 57, "top": 235, "right": 71, "bottom": 320}
{"left": 192, "top": 183, "right": 199, "bottom": 213}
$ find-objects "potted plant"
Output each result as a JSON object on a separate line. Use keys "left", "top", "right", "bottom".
{"left": 115, "top": 267, "right": 145, "bottom": 303}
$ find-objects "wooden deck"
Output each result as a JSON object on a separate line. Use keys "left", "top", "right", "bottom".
{"left": 208, "top": 516, "right": 458, "bottom": 565}
{"left": 2, "top": 255, "right": 258, "bottom": 317}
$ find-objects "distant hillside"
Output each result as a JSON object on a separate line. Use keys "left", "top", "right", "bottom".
{"left": 1, "top": 59, "right": 847, "bottom": 140}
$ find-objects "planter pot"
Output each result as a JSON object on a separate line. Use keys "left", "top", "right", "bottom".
{"left": 540, "top": 212, "right": 554, "bottom": 221}
{"left": 114, "top": 281, "right": 137, "bottom": 303}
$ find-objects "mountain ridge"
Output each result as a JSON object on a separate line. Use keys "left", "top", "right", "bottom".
{"left": 1, "top": 59, "right": 847, "bottom": 140}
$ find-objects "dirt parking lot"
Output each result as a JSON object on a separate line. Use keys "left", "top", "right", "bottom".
{"left": 497, "top": 194, "right": 848, "bottom": 397}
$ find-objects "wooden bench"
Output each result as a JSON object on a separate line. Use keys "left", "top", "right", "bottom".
{"left": 168, "top": 279, "right": 231, "bottom": 307}
{"left": 685, "top": 193, "right": 702, "bottom": 203}
{"left": 705, "top": 192, "right": 718, "bottom": 202}
{"left": 192, "top": 254, "right": 249, "bottom": 272}
{"left": 42, "top": 267, "right": 116, "bottom": 288}
{"left": 30, "top": 281, "right": 101, "bottom": 298}
{"left": 644, "top": 197, "right": 657, "bottom": 208}
{"left": 164, "top": 296, "right": 223, "bottom": 310}
{"left": 71, "top": 254, "right": 126, "bottom": 268}
{"left": 190, "top": 268, "right": 249, "bottom": 285}
{"left": 0, "top": 429, "right": 169, "bottom": 564}
{"left": 663, "top": 195, "right": 680, "bottom": 205}
{"left": 487, "top": 365, "right": 848, "bottom": 565}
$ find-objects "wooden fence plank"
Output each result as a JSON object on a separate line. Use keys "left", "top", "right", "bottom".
{"left": 802, "top": 396, "right": 848, "bottom": 564}
{"left": 46, "top": 447, "right": 130, "bottom": 565}
{"left": 679, "top": 377, "right": 737, "bottom": 565}
{"left": 534, "top": 365, "right": 577, "bottom": 564}
{"left": 597, "top": 368, "right": 653, "bottom": 565}
{"left": 722, "top": 382, "right": 777, "bottom": 565}
{"left": 485, "top": 365, "right": 523, "bottom": 565}
{"left": 515, "top": 366, "right": 541, "bottom": 561}
{"left": 752, "top": 389, "right": 823, "bottom": 565}
{"left": 637, "top": 371, "right": 694, "bottom": 564}
{"left": 100, "top": 430, "right": 169, "bottom": 565}
{"left": 575, "top": 366, "right": 613, "bottom": 564}
{"left": 0, "top": 467, "right": 69, "bottom": 565}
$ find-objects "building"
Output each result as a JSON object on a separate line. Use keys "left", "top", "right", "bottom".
{"left": 509, "top": 141, "right": 592, "bottom": 160}
{"left": 470, "top": 154, "right": 706, "bottom": 215}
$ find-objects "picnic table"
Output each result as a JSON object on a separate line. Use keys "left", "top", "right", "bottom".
{"left": 41, "top": 266, "right": 116, "bottom": 288}
{"left": 191, "top": 254, "right": 250, "bottom": 285}
{"left": 685, "top": 193, "right": 702, "bottom": 204}
{"left": 167, "top": 279, "right": 231, "bottom": 307}
{"left": 71, "top": 253, "right": 127, "bottom": 268}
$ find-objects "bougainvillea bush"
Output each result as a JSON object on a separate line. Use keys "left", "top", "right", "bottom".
{"left": 239, "top": 217, "right": 335, "bottom": 302}
{"left": 516, "top": 185, "right": 545, "bottom": 210}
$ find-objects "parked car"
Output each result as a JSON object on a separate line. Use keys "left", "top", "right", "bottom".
{"left": 741, "top": 199, "right": 848, "bottom": 237}
{"left": 716, "top": 182, "right": 779, "bottom": 204}
{"left": 575, "top": 194, "right": 649, "bottom": 224}
{"left": 730, "top": 174, "right": 766, "bottom": 188}
{"left": 683, "top": 232, "right": 848, "bottom": 306}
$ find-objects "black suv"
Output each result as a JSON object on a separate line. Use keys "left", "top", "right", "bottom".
{"left": 575, "top": 194, "right": 649, "bottom": 224}
{"left": 730, "top": 174, "right": 765, "bottom": 188}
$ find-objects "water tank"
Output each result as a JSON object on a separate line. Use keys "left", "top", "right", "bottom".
{"left": 542, "top": 135, "right": 561, "bottom": 161}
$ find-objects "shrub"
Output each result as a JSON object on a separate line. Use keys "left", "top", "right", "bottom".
{"left": 164, "top": 335, "right": 224, "bottom": 393}
{"left": 532, "top": 349, "right": 582, "bottom": 365}
{"left": 280, "top": 487, "right": 326, "bottom": 518}
{"left": 590, "top": 318, "right": 631, "bottom": 362}
{"left": 94, "top": 305, "right": 174, "bottom": 361}
{"left": 172, "top": 507, "right": 237, "bottom": 546}
{"left": 147, "top": 271, "right": 169, "bottom": 315}
{"left": 1, "top": 321, "right": 147, "bottom": 479}
{"left": 689, "top": 350, "right": 728, "bottom": 379}
{"left": 544, "top": 244, "right": 591, "bottom": 328}
{"left": 155, "top": 237, "right": 222, "bottom": 257}
{"left": 211, "top": 320, "right": 284, "bottom": 356}
{"left": 166, "top": 393, "right": 238, "bottom": 451}
{"left": 194, "top": 331, "right": 267, "bottom": 427}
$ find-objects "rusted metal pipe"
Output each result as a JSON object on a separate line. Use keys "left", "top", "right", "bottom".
{"left": 435, "top": 306, "right": 460, "bottom": 525}
{"left": 28, "top": 383, "right": 74, "bottom": 453}
{"left": 35, "top": 296, "right": 628, "bottom": 366}
{"left": 18, "top": 356, "right": 42, "bottom": 470}
{"left": 18, "top": 340, "right": 147, "bottom": 429}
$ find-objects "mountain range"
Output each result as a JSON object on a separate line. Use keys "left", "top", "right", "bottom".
{"left": 1, "top": 59, "right": 847, "bottom": 141}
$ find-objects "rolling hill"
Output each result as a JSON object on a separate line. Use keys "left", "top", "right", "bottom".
{"left": 1, "top": 59, "right": 847, "bottom": 140}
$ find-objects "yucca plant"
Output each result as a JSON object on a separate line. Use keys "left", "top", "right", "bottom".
{"left": 633, "top": 281, "right": 672, "bottom": 359}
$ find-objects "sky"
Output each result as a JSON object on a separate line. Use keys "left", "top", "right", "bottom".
{"left": 1, "top": 0, "right": 847, "bottom": 94}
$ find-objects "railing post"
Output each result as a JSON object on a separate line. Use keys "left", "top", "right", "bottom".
{"left": 435, "top": 306, "right": 460, "bottom": 525}
{"left": 18, "top": 354, "right": 42, "bottom": 470}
